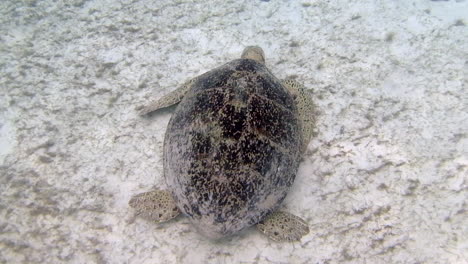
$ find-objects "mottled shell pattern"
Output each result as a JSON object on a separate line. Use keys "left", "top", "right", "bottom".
{"left": 164, "top": 58, "right": 302, "bottom": 239}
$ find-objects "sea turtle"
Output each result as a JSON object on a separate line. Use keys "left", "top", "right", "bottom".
{"left": 129, "top": 46, "right": 316, "bottom": 241}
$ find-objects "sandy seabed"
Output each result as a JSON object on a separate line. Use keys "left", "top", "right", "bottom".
{"left": 0, "top": 0, "right": 467, "bottom": 263}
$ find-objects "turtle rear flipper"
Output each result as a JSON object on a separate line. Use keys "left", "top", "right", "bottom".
{"left": 129, "top": 189, "right": 180, "bottom": 222}
{"left": 136, "top": 78, "right": 197, "bottom": 115}
{"left": 257, "top": 211, "right": 310, "bottom": 242}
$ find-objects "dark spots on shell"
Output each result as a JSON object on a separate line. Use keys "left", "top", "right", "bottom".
{"left": 190, "top": 132, "right": 212, "bottom": 158}
{"left": 219, "top": 104, "right": 247, "bottom": 140}
{"left": 193, "top": 88, "right": 230, "bottom": 117}
{"left": 164, "top": 57, "right": 304, "bottom": 237}
{"left": 202, "top": 192, "right": 209, "bottom": 202}
{"left": 169, "top": 105, "right": 194, "bottom": 131}
{"left": 171, "top": 88, "right": 234, "bottom": 131}
{"left": 249, "top": 95, "right": 300, "bottom": 149}
{"left": 212, "top": 186, "right": 251, "bottom": 223}
{"left": 216, "top": 143, "right": 240, "bottom": 171}
{"left": 255, "top": 74, "right": 295, "bottom": 108}
{"left": 193, "top": 68, "right": 235, "bottom": 92}
{"left": 215, "top": 213, "right": 226, "bottom": 223}
{"left": 183, "top": 204, "right": 192, "bottom": 217}
{"left": 231, "top": 176, "right": 264, "bottom": 203}
{"left": 218, "top": 190, "right": 231, "bottom": 207}
{"left": 191, "top": 203, "right": 201, "bottom": 216}
{"left": 187, "top": 164, "right": 209, "bottom": 190}
{"left": 183, "top": 140, "right": 268, "bottom": 221}
{"left": 239, "top": 134, "right": 276, "bottom": 175}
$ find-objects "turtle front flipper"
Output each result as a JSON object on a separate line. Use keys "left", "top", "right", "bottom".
{"left": 256, "top": 211, "right": 310, "bottom": 242}
{"left": 129, "top": 189, "right": 180, "bottom": 222}
{"left": 282, "top": 79, "right": 316, "bottom": 154}
{"left": 136, "top": 78, "right": 197, "bottom": 115}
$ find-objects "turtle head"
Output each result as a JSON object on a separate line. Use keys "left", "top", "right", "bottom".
{"left": 241, "top": 46, "right": 265, "bottom": 64}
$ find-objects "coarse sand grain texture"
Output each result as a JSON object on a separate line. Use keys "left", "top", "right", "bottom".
{"left": 0, "top": 0, "right": 467, "bottom": 263}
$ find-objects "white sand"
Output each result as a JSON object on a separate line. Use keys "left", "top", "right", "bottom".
{"left": 0, "top": 0, "right": 467, "bottom": 263}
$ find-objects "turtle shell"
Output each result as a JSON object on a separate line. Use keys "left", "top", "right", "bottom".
{"left": 164, "top": 58, "right": 302, "bottom": 239}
